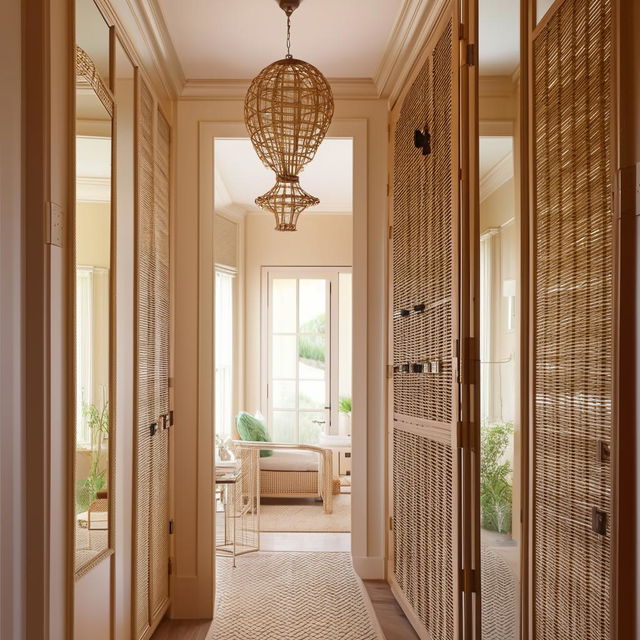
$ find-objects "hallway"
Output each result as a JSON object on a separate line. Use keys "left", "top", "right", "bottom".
{"left": 4, "top": 0, "right": 639, "bottom": 638}
{"left": 152, "top": 542, "right": 417, "bottom": 640}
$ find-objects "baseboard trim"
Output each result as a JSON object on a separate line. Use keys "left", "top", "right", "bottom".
{"left": 352, "top": 555, "right": 385, "bottom": 579}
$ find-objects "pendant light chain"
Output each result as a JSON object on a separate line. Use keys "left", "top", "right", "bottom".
{"left": 286, "top": 12, "right": 292, "bottom": 59}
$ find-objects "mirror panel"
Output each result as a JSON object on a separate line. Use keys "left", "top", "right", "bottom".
{"left": 74, "top": 35, "right": 113, "bottom": 574}
{"left": 76, "top": 0, "right": 111, "bottom": 86}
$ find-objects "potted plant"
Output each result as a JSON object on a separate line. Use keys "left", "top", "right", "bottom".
{"left": 338, "top": 396, "right": 352, "bottom": 437}
{"left": 480, "top": 422, "right": 514, "bottom": 535}
{"left": 76, "top": 400, "right": 109, "bottom": 514}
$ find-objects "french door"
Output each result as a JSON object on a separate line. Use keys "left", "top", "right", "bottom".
{"left": 262, "top": 267, "right": 350, "bottom": 444}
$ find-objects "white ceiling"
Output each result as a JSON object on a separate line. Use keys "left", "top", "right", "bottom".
{"left": 76, "top": 136, "right": 112, "bottom": 202}
{"left": 156, "top": 0, "right": 404, "bottom": 80}
{"left": 215, "top": 138, "right": 353, "bottom": 215}
{"left": 478, "top": 0, "right": 520, "bottom": 75}
{"left": 479, "top": 136, "right": 513, "bottom": 203}
{"left": 479, "top": 137, "right": 512, "bottom": 179}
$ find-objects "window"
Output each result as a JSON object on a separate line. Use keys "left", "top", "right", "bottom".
{"left": 76, "top": 267, "right": 94, "bottom": 447}
{"left": 215, "top": 269, "right": 235, "bottom": 439}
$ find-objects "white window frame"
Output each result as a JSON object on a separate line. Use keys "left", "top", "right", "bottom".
{"left": 215, "top": 264, "right": 237, "bottom": 440}
{"left": 261, "top": 266, "right": 352, "bottom": 443}
{"left": 76, "top": 266, "right": 94, "bottom": 448}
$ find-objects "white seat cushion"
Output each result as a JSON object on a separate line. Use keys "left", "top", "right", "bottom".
{"left": 259, "top": 450, "right": 319, "bottom": 472}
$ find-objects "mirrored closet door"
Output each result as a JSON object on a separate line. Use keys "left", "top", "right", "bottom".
{"left": 73, "top": 0, "right": 114, "bottom": 578}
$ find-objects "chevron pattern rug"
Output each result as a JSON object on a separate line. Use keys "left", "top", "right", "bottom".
{"left": 481, "top": 544, "right": 519, "bottom": 640}
{"left": 208, "top": 552, "right": 384, "bottom": 639}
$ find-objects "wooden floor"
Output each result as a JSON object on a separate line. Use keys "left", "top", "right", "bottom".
{"left": 363, "top": 580, "right": 419, "bottom": 640}
{"left": 151, "top": 618, "right": 211, "bottom": 640}
{"left": 151, "top": 577, "right": 418, "bottom": 640}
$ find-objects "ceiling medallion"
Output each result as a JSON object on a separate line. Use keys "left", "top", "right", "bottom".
{"left": 244, "top": 0, "right": 334, "bottom": 231}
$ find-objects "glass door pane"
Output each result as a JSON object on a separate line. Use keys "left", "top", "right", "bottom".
{"left": 269, "top": 275, "right": 331, "bottom": 443}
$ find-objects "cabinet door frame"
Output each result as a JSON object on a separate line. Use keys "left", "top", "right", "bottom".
{"left": 386, "top": 2, "right": 466, "bottom": 637}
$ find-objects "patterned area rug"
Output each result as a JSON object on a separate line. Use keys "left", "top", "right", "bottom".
{"left": 481, "top": 544, "right": 519, "bottom": 640}
{"left": 208, "top": 552, "right": 384, "bottom": 640}
{"left": 259, "top": 494, "right": 351, "bottom": 533}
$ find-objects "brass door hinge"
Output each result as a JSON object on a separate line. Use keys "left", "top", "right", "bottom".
{"left": 461, "top": 568, "right": 478, "bottom": 592}
{"left": 456, "top": 421, "right": 477, "bottom": 451}
{"left": 466, "top": 43, "right": 476, "bottom": 67}
{"left": 169, "top": 520, "right": 174, "bottom": 534}
{"left": 388, "top": 225, "right": 393, "bottom": 240}
{"left": 389, "top": 516, "right": 394, "bottom": 531}
{"left": 168, "top": 557, "right": 173, "bottom": 575}
{"left": 462, "top": 337, "right": 478, "bottom": 385}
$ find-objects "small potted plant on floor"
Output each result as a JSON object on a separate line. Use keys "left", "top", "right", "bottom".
{"left": 338, "top": 396, "right": 352, "bottom": 437}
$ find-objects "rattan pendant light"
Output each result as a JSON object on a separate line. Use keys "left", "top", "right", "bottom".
{"left": 244, "top": 0, "right": 334, "bottom": 231}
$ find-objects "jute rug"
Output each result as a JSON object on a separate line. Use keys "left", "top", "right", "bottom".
{"left": 259, "top": 494, "right": 351, "bottom": 533}
{"left": 208, "top": 552, "right": 384, "bottom": 640}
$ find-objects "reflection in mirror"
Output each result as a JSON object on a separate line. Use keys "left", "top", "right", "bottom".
{"left": 478, "top": 0, "right": 521, "bottom": 637}
{"left": 536, "top": 0, "right": 556, "bottom": 23}
{"left": 76, "top": 0, "right": 110, "bottom": 86}
{"left": 74, "top": 44, "right": 113, "bottom": 573}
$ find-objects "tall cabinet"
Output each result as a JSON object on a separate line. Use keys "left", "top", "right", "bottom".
{"left": 388, "top": 3, "right": 466, "bottom": 638}
{"left": 133, "top": 77, "right": 172, "bottom": 640}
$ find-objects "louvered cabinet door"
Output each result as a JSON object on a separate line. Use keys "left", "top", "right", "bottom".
{"left": 531, "top": 0, "right": 614, "bottom": 638}
{"left": 149, "top": 108, "right": 171, "bottom": 625}
{"left": 134, "top": 80, "right": 172, "bottom": 640}
{"left": 389, "top": 4, "right": 461, "bottom": 638}
{"left": 134, "top": 77, "right": 156, "bottom": 640}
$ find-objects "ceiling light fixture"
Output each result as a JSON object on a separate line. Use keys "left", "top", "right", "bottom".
{"left": 244, "top": 0, "right": 334, "bottom": 231}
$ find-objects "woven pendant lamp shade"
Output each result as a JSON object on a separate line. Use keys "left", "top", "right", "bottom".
{"left": 245, "top": 56, "right": 334, "bottom": 230}
{"left": 255, "top": 176, "right": 319, "bottom": 232}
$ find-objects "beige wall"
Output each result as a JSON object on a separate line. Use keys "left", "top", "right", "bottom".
{"left": 0, "top": 0, "right": 24, "bottom": 636}
{"left": 174, "top": 97, "right": 389, "bottom": 617}
{"left": 243, "top": 213, "right": 353, "bottom": 412}
{"left": 76, "top": 202, "right": 111, "bottom": 268}
{"left": 480, "top": 179, "right": 518, "bottom": 426}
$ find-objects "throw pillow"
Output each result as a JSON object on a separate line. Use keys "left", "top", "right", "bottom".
{"left": 236, "top": 412, "right": 273, "bottom": 457}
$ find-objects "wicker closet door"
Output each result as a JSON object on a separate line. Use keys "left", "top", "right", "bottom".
{"left": 531, "top": 0, "right": 614, "bottom": 638}
{"left": 134, "top": 77, "right": 156, "bottom": 640}
{"left": 390, "top": 6, "right": 460, "bottom": 639}
{"left": 149, "top": 109, "right": 171, "bottom": 624}
{"left": 134, "top": 80, "right": 171, "bottom": 640}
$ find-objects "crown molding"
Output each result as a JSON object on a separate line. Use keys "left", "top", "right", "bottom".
{"left": 479, "top": 75, "right": 518, "bottom": 98}
{"left": 77, "top": 176, "right": 111, "bottom": 203}
{"left": 374, "top": 0, "right": 446, "bottom": 105}
{"left": 97, "top": 0, "right": 185, "bottom": 101}
{"left": 480, "top": 151, "right": 513, "bottom": 203}
{"left": 180, "top": 76, "right": 379, "bottom": 101}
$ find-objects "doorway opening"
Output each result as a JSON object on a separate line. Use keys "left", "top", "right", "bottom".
{"left": 478, "top": 0, "right": 522, "bottom": 637}
{"left": 212, "top": 136, "right": 354, "bottom": 557}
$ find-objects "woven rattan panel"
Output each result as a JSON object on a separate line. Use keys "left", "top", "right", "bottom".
{"left": 393, "top": 427, "right": 454, "bottom": 638}
{"left": 134, "top": 77, "right": 155, "bottom": 640}
{"left": 392, "top": 20, "right": 454, "bottom": 425}
{"left": 149, "top": 109, "right": 171, "bottom": 620}
{"left": 533, "top": 0, "right": 613, "bottom": 637}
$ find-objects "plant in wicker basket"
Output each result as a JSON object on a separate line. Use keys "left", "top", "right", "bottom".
{"left": 244, "top": 0, "right": 334, "bottom": 231}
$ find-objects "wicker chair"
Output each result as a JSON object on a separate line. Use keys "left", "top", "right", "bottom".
{"left": 232, "top": 441, "right": 334, "bottom": 514}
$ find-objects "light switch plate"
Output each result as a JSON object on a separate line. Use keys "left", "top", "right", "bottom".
{"left": 45, "top": 201, "right": 64, "bottom": 247}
